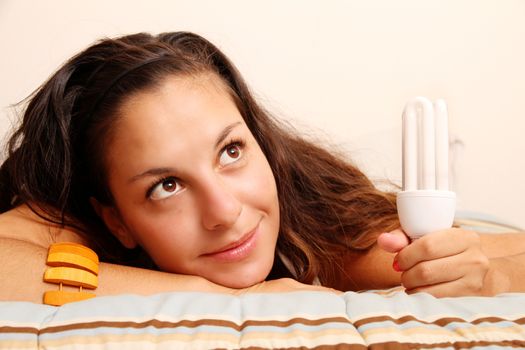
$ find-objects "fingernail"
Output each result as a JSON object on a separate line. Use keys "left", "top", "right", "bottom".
{"left": 392, "top": 260, "right": 402, "bottom": 272}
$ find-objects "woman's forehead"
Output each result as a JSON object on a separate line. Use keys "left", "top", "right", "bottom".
{"left": 118, "top": 72, "right": 232, "bottom": 112}
{"left": 104, "top": 74, "right": 247, "bottom": 172}
{"left": 116, "top": 74, "right": 242, "bottom": 132}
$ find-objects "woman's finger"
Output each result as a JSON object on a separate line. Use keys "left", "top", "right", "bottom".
{"left": 406, "top": 275, "right": 487, "bottom": 298}
{"left": 395, "top": 228, "right": 479, "bottom": 271}
{"left": 377, "top": 229, "right": 410, "bottom": 253}
{"left": 401, "top": 253, "right": 467, "bottom": 289}
{"left": 406, "top": 279, "right": 464, "bottom": 298}
{"left": 401, "top": 248, "right": 489, "bottom": 292}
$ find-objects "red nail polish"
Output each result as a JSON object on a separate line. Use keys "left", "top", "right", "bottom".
{"left": 393, "top": 260, "right": 402, "bottom": 272}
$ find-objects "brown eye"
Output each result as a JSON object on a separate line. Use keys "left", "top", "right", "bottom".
{"left": 219, "top": 143, "right": 243, "bottom": 166}
{"left": 162, "top": 179, "right": 177, "bottom": 192}
{"left": 227, "top": 145, "right": 240, "bottom": 158}
{"left": 150, "top": 177, "right": 181, "bottom": 200}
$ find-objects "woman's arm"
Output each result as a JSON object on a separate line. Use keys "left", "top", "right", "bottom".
{"left": 0, "top": 237, "right": 233, "bottom": 303}
{"left": 479, "top": 232, "right": 525, "bottom": 258}
{"left": 479, "top": 232, "right": 525, "bottom": 294}
{"left": 0, "top": 205, "right": 233, "bottom": 303}
{"left": 0, "top": 237, "right": 335, "bottom": 304}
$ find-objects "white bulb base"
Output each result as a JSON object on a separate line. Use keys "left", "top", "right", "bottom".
{"left": 396, "top": 190, "right": 456, "bottom": 240}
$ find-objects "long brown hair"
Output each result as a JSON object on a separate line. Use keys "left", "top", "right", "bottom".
{"left": 0, "top": 32, "right": 399, "bottom": 286}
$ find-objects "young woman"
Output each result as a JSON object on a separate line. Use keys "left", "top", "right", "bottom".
{"left": 1, "top": 31, "right": 524, "bottom": 303}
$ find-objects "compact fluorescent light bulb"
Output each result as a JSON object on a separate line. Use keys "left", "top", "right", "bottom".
{"left": 397, "top": 97, "right": 456, "bottom": 239}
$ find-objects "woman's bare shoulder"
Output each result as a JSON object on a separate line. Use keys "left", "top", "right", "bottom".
{"left": 0, "top": 204, "right": 87, "bottom": 248}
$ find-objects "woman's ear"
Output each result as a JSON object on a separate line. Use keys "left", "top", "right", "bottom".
{"left": 90, "top": 197, "right": 138, "bottom": 249}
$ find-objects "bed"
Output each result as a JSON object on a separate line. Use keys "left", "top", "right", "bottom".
{"left": 1, "top": 287, "right": 525, "bottom": 349}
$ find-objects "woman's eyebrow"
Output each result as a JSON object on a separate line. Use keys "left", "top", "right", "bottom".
{"left": 214, "top": 121, "right": 242, "bottom": 149}
{"left": 129, "top": 167, "right": 175, "bottom": 183}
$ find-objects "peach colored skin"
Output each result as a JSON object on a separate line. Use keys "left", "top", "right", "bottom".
{"left": 94, "top": 74, "right": 280, "bottom": 289}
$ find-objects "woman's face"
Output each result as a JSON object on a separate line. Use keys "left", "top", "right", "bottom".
{"left": 100, "top": 74, "right": 280, "bottom": 288}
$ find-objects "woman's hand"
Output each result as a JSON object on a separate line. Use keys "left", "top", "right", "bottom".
{"left": 377, "top": 228, "right": 491, "bottom": 297}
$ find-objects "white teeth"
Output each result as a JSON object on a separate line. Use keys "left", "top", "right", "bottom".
{"left": 402, "top": 97, "right": 449, "bottom": 192}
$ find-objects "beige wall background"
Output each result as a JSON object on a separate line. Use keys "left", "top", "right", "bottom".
{"left": 1, "top": 0, "right": 524, "bottom": 228}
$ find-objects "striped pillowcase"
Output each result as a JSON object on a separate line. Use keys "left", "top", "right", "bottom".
{"left": 1, "top": 288, "right": 524, "bottom": 349}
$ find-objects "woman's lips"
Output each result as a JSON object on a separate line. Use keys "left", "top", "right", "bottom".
{"left": 203, "top": 226, "right": 259, "bottom": 262}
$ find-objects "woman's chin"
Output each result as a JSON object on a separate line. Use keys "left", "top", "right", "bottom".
{"left": 206, "top": 267, "right": 270, "bottom": 289}
{"left": 211, "top": 274, "right": 265, "bottom": 289}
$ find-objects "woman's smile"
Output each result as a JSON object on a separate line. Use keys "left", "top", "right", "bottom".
{"left": 202, "top": 221, "right": 260, "bottom": 262}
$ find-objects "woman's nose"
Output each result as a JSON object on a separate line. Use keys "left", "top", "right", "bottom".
{"left": 199, "top": 178, "right": 242, "bottom": 231}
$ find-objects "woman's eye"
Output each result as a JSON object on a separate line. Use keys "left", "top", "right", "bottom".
{"left": 219, "top": 143, "right": 243, "bottom": 166}
{"left": 150, "top": 177, "right": 181, "bottom": 200}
